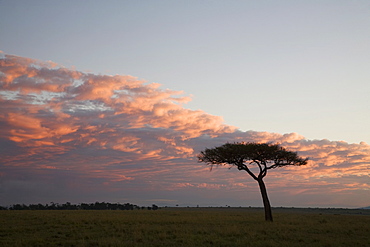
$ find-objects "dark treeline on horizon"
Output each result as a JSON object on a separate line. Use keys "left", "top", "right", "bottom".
{"left": 0, "top": 202, "right": 159, "bottom": 211}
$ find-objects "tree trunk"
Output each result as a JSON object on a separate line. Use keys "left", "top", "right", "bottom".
{"left": 257, "top": 178, "right": 273, "bottom": 222}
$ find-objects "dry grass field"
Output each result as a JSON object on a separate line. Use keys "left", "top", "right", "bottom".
{"left": 0, "top": 207, "right": 369, "bottom": 247}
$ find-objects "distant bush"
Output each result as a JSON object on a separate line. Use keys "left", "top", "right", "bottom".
{"left": 2, "top": 202, "right": 160, "bottom": 210}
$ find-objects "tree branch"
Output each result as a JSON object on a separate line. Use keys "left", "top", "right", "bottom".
{"left": 237, "top": 162, "right": 258, "bottom": 180}
{"left": 259, "top": 161, "right": 268, "bottom": 179}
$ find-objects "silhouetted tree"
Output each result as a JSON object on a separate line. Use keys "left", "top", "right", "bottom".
{"left": 198, "top": 142, "right": 308, "bottom": 221}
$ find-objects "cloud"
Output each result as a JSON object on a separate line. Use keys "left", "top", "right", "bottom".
{"left": 1, "top": 52, "right": 369, "bottom": 207}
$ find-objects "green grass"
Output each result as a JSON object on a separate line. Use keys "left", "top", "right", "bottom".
{"left": 0, "top": 208, "right": 369, "bottom": 246}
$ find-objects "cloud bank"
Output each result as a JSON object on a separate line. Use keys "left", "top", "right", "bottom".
{"left": 1, "top": 52, "right": 369, "bottom": 207}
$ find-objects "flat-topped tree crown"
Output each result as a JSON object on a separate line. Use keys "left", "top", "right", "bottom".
{"left": 198, "top": 142, "right": 307, "bottom": 178}
{"left": 198, "top": 142, "right": 308, "bottom": 221}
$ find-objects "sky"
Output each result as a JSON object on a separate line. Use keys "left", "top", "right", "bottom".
{"left": 0, "top": 0, "right": 369, "bottom": 208}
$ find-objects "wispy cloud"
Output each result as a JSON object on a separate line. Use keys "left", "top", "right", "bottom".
{"left": 1, "top": 52, "right": 369, "bottom": 207}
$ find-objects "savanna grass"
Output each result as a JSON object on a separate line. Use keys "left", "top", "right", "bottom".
{"left": 0, "top": 208, "right": 369, "bottom": 246}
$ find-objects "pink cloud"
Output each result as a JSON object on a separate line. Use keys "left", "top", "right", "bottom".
{"left": 1, "top": 53, "right": 369, "bottom": 207}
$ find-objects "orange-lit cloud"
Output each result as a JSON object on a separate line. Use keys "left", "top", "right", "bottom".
{"left": 1, "top": 52, "right": 369, "bottom": 207}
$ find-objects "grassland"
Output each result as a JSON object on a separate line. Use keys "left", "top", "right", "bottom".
{"left": 0, "top": 207, "right": 369, "bottom": 247}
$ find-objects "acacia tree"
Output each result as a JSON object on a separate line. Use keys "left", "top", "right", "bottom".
{"left": 198, "top": 142, "right": 308, "bottom": 221}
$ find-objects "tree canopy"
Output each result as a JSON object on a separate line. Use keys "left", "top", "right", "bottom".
{"left": 198, "top": 142, "right": 308, "bottom": 180}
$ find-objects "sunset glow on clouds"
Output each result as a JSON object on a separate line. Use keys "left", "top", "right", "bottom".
{"left": 1, "top": 52, "right": 369, "bottom": 208}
